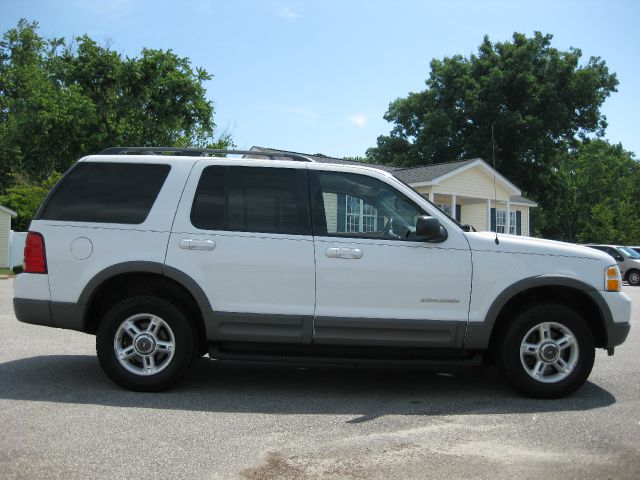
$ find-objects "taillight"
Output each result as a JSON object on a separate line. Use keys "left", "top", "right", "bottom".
{"left": 24, "top": 232, "right": 47, "bottom": 274}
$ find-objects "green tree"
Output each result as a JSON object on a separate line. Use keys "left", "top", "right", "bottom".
{"left": 577, "top": 204, "right": 618, "bottom": 244}
{"left": 0, "top": 172, "right": 61, "bottom": 230}
{"left": 366, "top": 32, "right": 619, "bottom": 238}
{"left": 564, "top": 140, "right": 640, "bottom": 244}
{"left": 0, "top": 20, "right": 93, "bottom": 186}
{"left": 0, "top": 19, "right": 231, "bottom": 190}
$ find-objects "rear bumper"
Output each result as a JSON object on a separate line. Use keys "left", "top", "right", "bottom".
{"left": 14, "top": 298, "right": 85, "bottom": 332}
{"left": 13, "top": 298, "right": 54, "bottom": 327}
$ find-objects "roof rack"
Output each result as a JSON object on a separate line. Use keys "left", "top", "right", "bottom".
{"left": 98, "top": 147, "right": 314, "bottom": 162}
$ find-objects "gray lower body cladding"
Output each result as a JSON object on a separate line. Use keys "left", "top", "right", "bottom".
{"left": 14, "top": 299, "right": 629, "bottom": 350}
{"left": 14, "top": 298, "right": 84, "bottom": 332}
{"left": 204, "top": 312, "right": 465, "bottom": 348}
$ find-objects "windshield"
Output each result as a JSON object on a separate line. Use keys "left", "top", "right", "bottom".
{"left": 619, "top": 247, "right": 640, "bottom": 258}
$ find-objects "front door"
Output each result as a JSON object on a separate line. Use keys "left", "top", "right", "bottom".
{"left": 309, "top": 168, "right": 472, "bottom": 348}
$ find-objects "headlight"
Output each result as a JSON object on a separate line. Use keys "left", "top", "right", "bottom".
{"left": 605, "top": 265, "right": 622, "bottom": 292}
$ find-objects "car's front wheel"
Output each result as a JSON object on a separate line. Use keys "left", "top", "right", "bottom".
{"left": 96, "top": 295, "right": 196, "bottom": 391}
{"left": 627, "top": 270, "right": 640, "bottom": 286}
{"left": 498, "top": 303, "right": 595, "bottom": 398}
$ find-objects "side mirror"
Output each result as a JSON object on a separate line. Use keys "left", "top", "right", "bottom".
{"left": 416, "top": 216, "right": 448, "bottom": 242}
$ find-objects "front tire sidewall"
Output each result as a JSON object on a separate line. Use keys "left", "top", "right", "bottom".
{"left": 499, "top": 304, "right": 595, "bottom": 398}
{"left": 628, "top": 270, "right": 640, "bottom": 286}
{"left": 96, "top": 296, "right": 196, "bottom": 392}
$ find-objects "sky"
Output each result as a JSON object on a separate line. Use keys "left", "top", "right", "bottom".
{"left": 2, "top": 0, "right": 640, "bottom": 158}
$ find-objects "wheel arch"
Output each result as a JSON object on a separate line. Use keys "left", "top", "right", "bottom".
{"left": 465, "top": 276, "right": 611, "bottom": 352}
{"left": 80, "top": 262, "right": 212, "bottom": 352}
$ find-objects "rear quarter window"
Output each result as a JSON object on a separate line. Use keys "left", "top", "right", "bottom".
{"left": 39, "top": 162, "right": 170, "bottom": 224}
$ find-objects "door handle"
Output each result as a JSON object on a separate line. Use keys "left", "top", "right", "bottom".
{"left": 179, "top": 239, "right": 216, "bottom": 251}
{"left": 325, "top": 247, "right": 363, "bottom": 259}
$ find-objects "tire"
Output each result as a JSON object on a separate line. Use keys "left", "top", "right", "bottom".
{"left": 96, "top": 295, "right": 196, "bottom": 392}
{"left": 497, "top": 303, "right": 595, "bottom": 398}
{"left": 627, "top": 270, "right": 640, "bottom": 286}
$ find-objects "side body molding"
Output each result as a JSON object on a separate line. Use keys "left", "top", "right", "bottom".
{"left": 464, "top": 275, "right": 612, "bottom": 349}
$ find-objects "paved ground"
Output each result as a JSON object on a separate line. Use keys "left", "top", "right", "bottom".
{"left": 0, "top": 279, "right": 638, "bottom": 480}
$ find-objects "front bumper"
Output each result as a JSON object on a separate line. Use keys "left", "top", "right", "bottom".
{"left": 600, "top": 290, "right": 632, "bottom": 348}
{"left": 606, "top": 321, "right": 631, "bottom": 348}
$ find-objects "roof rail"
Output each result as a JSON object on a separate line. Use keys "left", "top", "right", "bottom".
{"left": 98, "top": 147, "right": 314, "bottom": 162}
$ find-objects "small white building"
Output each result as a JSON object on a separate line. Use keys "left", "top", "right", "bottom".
{"left": 0, "top": 205, "right": 17, "bottom": 269}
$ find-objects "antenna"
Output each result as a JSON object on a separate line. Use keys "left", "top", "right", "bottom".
{"left": 492, "top": 124, "right": 499, "bottom": 245}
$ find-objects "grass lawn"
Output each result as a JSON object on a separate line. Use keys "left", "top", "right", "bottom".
{"left": 0, "top": 268, "right": 14, "bottom": 276}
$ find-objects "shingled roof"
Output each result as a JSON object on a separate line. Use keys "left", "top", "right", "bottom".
{"left": 392, "top": 159, "right": 480, "bottom": 184}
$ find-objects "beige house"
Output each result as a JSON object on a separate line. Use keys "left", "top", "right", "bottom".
{"left": 393, "top": 158, "right": 537, "bottom": 235}
{"left": 250, "top": 147, "right": 537, "bottom": 236}
{"left": 0, "top": 205, "right": 17, "bottom": 269}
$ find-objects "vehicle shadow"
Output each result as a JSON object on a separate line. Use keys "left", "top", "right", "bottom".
{"left": 0, "top": 355, "right": 615, "bottom": 419}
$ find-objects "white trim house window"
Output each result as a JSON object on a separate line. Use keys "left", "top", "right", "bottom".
{"left": 346, "top": 195, "right": 377, "bottom": 233}
{"left": 496, "top": 209, "right": 506, "bottom": 233}
{"left": 509, "top": 211, "right": 517, "bottom": 234}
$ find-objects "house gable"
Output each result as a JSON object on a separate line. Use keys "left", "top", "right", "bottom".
{"left": 0, "top": 205, "right": 17, "bottom": 217}
{"left": 405, "top": 159, "right": 520, "bottom": 194}
{"left": 434, "top": 163, "right": 515, "bottom": 202}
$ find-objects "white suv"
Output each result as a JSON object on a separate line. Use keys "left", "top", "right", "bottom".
{"left": 13, "top": 147, "right": 632, "bottom": 397}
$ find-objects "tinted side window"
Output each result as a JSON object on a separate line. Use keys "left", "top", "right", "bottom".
{"left": 40, "top": 163, "right": 170, "bottom": 224}
{"left": 312, "top": 171, "right": 425, "bottom": 240}
{"left": 190, "top": 167, "right": 225, "bottom": 230}
{"left": 191, "top": 166, "right": 311, "bottom": 235}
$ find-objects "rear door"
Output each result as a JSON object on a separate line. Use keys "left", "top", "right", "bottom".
{"left": 165, "top": 161, "right": 316, "bottom": 344}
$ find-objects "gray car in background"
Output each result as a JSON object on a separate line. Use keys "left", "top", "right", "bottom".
{"left": 586, "top": 244, "right": 640, "bottom": 286}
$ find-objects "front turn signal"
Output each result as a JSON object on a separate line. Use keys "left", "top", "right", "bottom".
{"left": 605, "top": 266, "right": 622, "bottom": 292}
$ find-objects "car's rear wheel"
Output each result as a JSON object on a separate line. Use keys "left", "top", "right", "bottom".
{"left": 96, "top": 295, "right": 196, "bottom": 391}
{"left": 627, "top": 270, "right": 640, "bottom": 286}
{"left": 497, "top": 303, "right": 595, "bottom": 398}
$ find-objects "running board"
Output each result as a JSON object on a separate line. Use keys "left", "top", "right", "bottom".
{"left": 208, "top": 344, "right": 483, "bottom": 368}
